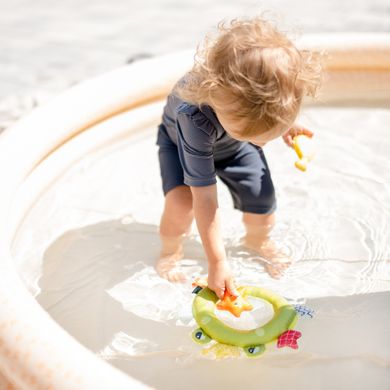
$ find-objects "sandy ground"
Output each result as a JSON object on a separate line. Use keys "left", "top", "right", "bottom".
{"left": 1, "top": 0, "right": 390, "bottom": 132}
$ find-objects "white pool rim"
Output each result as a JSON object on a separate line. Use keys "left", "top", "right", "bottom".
{"left": 0, "top": 33, "right": 389, "bottom": 389}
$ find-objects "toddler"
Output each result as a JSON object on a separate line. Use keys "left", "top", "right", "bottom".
{"left": 155, "top": 16, "right": 322, "bottom": 299}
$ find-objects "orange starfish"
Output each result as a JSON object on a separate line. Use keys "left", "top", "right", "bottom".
{"left": 216, "top": 289, "right": 253, "bottom": 318}
{"left": 192, "top": 278, "right": 253, "bottom": 318}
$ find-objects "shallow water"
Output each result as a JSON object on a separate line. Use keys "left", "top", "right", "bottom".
{"left": 11, "top": 106, "right": 390, "bottom": 389}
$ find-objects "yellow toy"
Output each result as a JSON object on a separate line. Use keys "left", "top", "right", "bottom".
{"left": 292, "top": 135, "right": 315, "bottom": 171}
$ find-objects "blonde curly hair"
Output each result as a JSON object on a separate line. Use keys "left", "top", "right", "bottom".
{"left": 173, "top": 16, "right": 323, "bottom": 136}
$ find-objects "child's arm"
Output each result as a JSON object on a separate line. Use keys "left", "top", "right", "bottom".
{"left": 190, "top": 184, "right": 238, "bottom": 299}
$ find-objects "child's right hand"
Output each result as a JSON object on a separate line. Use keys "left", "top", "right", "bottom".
{"left": 207, "top": 260, "right": 238, "bottom": 299}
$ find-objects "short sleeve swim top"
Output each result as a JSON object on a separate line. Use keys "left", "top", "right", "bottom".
{"left": 159, "top": 85, "right": 244, "bottom": 187}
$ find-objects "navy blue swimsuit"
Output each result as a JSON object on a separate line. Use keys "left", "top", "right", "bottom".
{"left": 156, "top": 82, "right": 276, "bottom": 214}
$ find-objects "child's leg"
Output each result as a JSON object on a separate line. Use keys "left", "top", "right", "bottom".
{"left": 156, "top": 185, "right": 194, "bottom": 282}
{"left": 242, "top": 212, "right": 291, "bottom": 279}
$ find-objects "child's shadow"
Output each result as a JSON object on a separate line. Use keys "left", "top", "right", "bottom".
{"left": 35, "top": 219, "right": 206, "bottom": 385}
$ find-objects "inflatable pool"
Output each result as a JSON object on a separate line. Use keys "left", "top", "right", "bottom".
{"left": 0, "top": 34, "right": 389, "bottom": 389}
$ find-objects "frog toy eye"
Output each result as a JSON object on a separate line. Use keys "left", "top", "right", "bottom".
{"left": 244, "top": 344, "right": 265, "bottom": 358}
{"left": 192, "top": 328, "right": 211, "bottom": 344}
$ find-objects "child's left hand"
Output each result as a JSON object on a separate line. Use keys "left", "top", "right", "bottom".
{"left": 282, "top": 123, "right": 314, "bottom": 148}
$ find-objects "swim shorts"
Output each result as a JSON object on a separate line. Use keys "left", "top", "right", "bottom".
{"left": 156, "top": 124, "right": 276, "bottom": 215}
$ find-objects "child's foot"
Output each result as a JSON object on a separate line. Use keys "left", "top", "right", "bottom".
{"left": 243, "top": 238, "right": 292, "bottom": 279}
{"left": 156, "top": 247, "right": 186, "bottom": 282}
